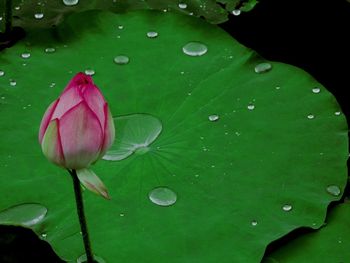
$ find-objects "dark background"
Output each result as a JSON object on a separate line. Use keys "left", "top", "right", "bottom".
{"left": 1, "top": 0, "right": 349, "bottom": 262}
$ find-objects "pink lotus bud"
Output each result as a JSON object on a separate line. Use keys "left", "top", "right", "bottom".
{"left": 39, "top": 72, "right": 115, "bottom": 169}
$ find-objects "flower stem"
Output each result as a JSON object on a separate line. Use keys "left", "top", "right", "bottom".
{"left": 4, "top": 0, "right": 13, "bottom": 34}
{"left": 69, "top": 169, "right": 95, "bottom": 263}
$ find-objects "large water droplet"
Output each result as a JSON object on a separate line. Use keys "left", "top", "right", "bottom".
{"left": 282, "top": 204, "right": 292, "bottom": 212}
{"left": 21, "top": 52, "right": 31, "bottom": 59}
{"left": 232, "top": 9, "right": 241, "bottom": 16}
{"left": 114, "top": 55, "right": 129, "bottom": 65}
{"left": 0, "top": 203, "right": 48, "bottom": 227}
{"left": 208, "top": 114, "right": 219, "bottom": 122}
{"left": 0, "top": 70, "right": 4, "bottom": 77}
{"left": 84, "top": 69, "right": 95, "bottom": 76}
{"left": 312, "top": 87, "right": 320, "bottom": 93}
{"left": 254, "top": 63, "right": 272, "bottom": 73}
{"left": 178, "top": 3, "right": 187, "bottom": 9}
{"left": 9, "top": 79, "right": 17, "bottom": 86}
{"left": 45, "top": 47, "right": 56, "bottom": 53}
{"left": 182, "top": 41, "right": 208, "bottom": 57}
{"left": 63, "top": 0, "right": 79, "bottom": 6}
{"left": 326, "top": 185, "right": 341, "bottom": 197}
{"left": 147, "top": 31, "right": 158, "bottom": 38}
{"left": 77, "top": 254, "right": 105, "bottom": 263}
{"left": 34, "top": 13, "right": 44, "bottom": 19}
{"left": 103, "top": 114, "right": 162, "bottom": 161}
{"left": 149, "top": 187, "right": 177, "bottom": 206}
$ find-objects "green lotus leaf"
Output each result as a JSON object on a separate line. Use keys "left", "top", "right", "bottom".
{"left": 0, "top": 10, "right": 347, "bottom": 262}
{"left": 263, "top": 203, "right": 350, "bottom": 262}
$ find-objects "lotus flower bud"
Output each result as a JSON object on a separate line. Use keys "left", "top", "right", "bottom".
{"left": 39, "top": 72, "right": 115, "bottom": 169}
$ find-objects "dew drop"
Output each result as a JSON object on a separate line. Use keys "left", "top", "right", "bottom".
{"left": 45, "top": 47, "right": 56, "bottom": 53}
{"left": 194, "top": 174, "right": 200, "bottom": 178}
{"left": 9, "top": 80, "right": 17, "bottom": 86}
{"left": 14, "top": 6, "right": 20, "bottom": 10}
{"left": 77, "top": 254, "right": 105, "bottom": 263}
{"left": 178, "top": 3, "right": 187, "bottom": 9}
{"left": 0, "top": 70, "right": 4, "bottom": 77}
{"left": 34, "top": 13, "right": 44, "bottom": 19}
{"left": 114, "top": 55, "right": 129, "bottom": 65}
{"left": 307, "top": 114, "right": 315, "bottom": 119}
{"left": 0, "top": 203, "right": 48, "bottom": 227}
{"left": 146, "top": 31, "right": 158, "bottom": 38}
{"left": 117, "top": 25, "right": 123, "bottom": 29}
{"left": 312, "top": 87, "right": 320, "bottom": 93}
{"left": 149, "top": 187, "right": 177, "bottom": 207}
{"left": 326, "top": 185, "right": 341, "bottom": 197}
{"left": 251, "top": 220, "right": 258, "bottom": 226}
{"left": 247, "top": 103, "right": 255, "bottom": 110}
{"left": 49, "top": 82, "right": 56, "bottom": 88}
{"left": 254, "top": 62, "right": 272, "bottom": 73}
{"left": 334, "top": 111, "right": 341, "bottom": 116}
{"left": 275, "top": 86, "right": 281, "bottom": 90}
{"left": 119, "top": 213, "right": 125, "bottom": 217}
{"left": 21, "top": 52, "right": 31, "bottom": 59}
{"left": 84, "top": 69, "right": 95, "bottom": 76}
{"left": 63, "top": 0, "right": 79, "bottom": 6}
{"left": 208, "top": 114, "right": 219, "bottom": 122}
{"left": 232, "top": 9, "right": 241, "bottom": 16}
{"left": 40, "top": 233, "right": 47, "bottom": 239}
{"left": 282, "top": 204, "right": 292, "bottom": 212}
{"left": 182, "top": 41, "right": 208, "bottom": 57}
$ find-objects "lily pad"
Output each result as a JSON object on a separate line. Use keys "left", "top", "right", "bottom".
{"left": 0, "top": 10, "right": 348, "bottom": 263}
{"left": 263, "top": 203, "right": 350, "bottom": 262}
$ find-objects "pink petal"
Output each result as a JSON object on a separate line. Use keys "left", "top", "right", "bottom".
{"left": 63, "top": 72, "right": 93, "bottom": 93}
{"left": 39, "top": 99, "right": 59, "bottom": 144}
{"left": 41, "top": 119, "right": 65, "bottom": 167}
{"left": 51, "top": 85, "right": 83, "bottom": 120}
{"left": 99, "top": 103, "right": 115, "bottom": 158}
{"left": 59, "top": 101, "right": 103, "bottom": 169}
{"left": 82, "top": 84, "right": 106, "bottom": 127}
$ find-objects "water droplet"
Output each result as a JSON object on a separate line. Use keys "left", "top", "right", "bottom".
{"left": 232, "top": 9, "right": 241, "bottom": 16}
{"left": 178, "top": 3, "right": 187, "bottom": 9}
{"left": 147, "top": 31, "right": 158, "bottom": 38}
{"left": 0, "top": 70, "right": 4, "bottom": 77}
{"left": 63, "top": 0, "right": 79, "bottom": 6}
{"left": 326, "top": 185, "right": 341, "bottom": 197}
{"left": 208, "top": 114, "right": 219, "bottom": 122}
{"left": 34, "top": 13, "right": 44, "bottom": 19}
{"left": 282, "top": 204, "right": 292, "bottom": 212}
{"left": 307, "top": 114, "right": 315, "bottom": 119}
{"left": 40, "top": 233, "right": 47, "bottom": 239}
{"left": 312, "top": 87, "right": 320, "bottom": 93}
{"left": 247, "top": 103, "right": 255, "bottom": 110}
{"left": 9, "top": 80, "right": 17, "bottom": 86}
{"left": 114, "top": 55, "right": 129, "bottom": 65}
{"left": 117, "top": 25, "right": 123, "bottom": 29}
{"left": 103, "top": 114, "right": 162, "bottom": 161}
{"left": 251, "top": 220, "right": 258, "bottom": 226}
{"left": 49, "top": 82, "right": 56, "bottom": 88}
{"left": 45, "top": 47, "right": 56, "bottom": 53}
{"left": 275, "top": 86, "right": 281, "bottom": 90}
{"left": 254, "top": 62, "right": 272, "bottom": 73}
{"left": 194, "top": 174, "right": 200, "bottom": 178}
{"left": 84, "top": 69, "right": 95, "bottom": 76}
{"left": 77, "top": 254, "right": 105, "bottom": 263}
{"left": 182, "top": 41, "right": 208, "bottom": 57}
{"left": 0, "top": 203, "right": 47, "bottom": 227}
{"left": 21, "top": 52, "right": 31, "bottom": 59}
{"left": 149, "top": 187, "right": 177, "bottom": 207}
{"left": 119, "top": 213, "right": 125, "bottom": 217}
{"left": 335, "top": 111, "right": 341, "bottom": 116}
{"left": 14, "top": 6, "right": 20, "bottom": 10}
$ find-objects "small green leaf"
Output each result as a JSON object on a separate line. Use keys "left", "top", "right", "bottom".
{"left": 77, "top": 169, "right": 110, "bottom": 200}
